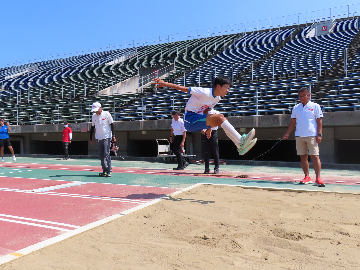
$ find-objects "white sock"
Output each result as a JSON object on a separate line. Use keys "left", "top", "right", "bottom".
{"left": 221, "top": 120, "right": 241, "bottom": 148}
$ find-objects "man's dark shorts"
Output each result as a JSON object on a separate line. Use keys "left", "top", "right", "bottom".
{"left": 0, "top": 138, "right": 11, "bottom": 148}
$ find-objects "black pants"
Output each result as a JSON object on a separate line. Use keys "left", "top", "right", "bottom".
{"left": 62, "top": 142, "right": 70, "bottom": 159}
{"left": 202, "top": 130, "right": 220, "bottom": 170}
{"left": 173, "top": 135, "right": 186, "bottom": 168}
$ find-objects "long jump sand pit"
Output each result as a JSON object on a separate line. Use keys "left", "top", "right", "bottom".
{"left": 2, "top": 184, "right": 360, "bottom": 270}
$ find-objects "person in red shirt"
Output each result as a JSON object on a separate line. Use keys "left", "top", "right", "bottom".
{"left": 62, "top": 121, "right": 72, "bottom": 160}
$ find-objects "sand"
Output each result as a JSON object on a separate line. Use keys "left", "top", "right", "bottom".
{"left": 2, "top": 184, "right": 360, "bottom": 270}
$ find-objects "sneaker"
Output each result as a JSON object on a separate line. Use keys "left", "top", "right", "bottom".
{"left": 12, "top": 156, "right": 16, "bottom": 161}
{"left": 1, "top": 158, "right": 4, "bottom": 162}
{"left": 239, "top": 128, "right": 256, "bottom": 149}
{"left": 299, "top": 176, "right": 312, "bottom": 185}
{"left": 214, "top": 168, "right": 219, "bottom": 174}
{"left": 238, "top": 138, "right": 257, "bottom": 155}
{"left": 183, "top": 162, "right": 189, "bottom": 168}
{"left": 204, "top": 169, "right": 210, "bottom": 174}
{"left": 173, "top": 167, "right": 184, "bottom": 170}
{"left": 315, "top": 178, "right": 325, "bottom": 187}
{"left": 105, "top": 172, "right": 112, "bottom": 177}
{"left": 99, "top": 172, "right": 107, "bottom": 177}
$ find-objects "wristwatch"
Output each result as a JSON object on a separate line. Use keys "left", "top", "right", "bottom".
{"left": 317, "top": 134, "right": 322, "bottom": 137}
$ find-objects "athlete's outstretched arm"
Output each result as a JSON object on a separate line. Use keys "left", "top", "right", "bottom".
{"left": 152, "top": 78, "right": 189, "bottom": 93}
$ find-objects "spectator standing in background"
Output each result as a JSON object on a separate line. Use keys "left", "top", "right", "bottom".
{"left": 62, "top": 121, "right": 72, "bottom": 160}
{"left": 90, "top": 102, "right": 116, "bottom": 177}
{"left": 282, "top": 87, "right": 325, "bottom": 187}
{"left": 0, "top": 119, "right": 16, "bottom": 162}
{"left": 170, "top": 110, "right": 189, "bottom": 170}
{"left": 201, "top": 109, "right": 220, "bottom": 174}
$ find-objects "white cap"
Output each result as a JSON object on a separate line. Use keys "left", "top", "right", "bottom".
{"left": 91, "top": 102, "right": 101, "bottom": 112}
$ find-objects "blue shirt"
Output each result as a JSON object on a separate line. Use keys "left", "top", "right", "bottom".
{"left": 0, "top": 125, "right": 9, "bottom": 139}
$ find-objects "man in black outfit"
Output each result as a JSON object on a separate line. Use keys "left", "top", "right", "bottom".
{"left": 201, "top": 109, "right": 220, "bottom": 174}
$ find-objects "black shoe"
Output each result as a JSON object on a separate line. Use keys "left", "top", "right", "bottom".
{"left": 183, "top": 162, "right": 189, "bottom": 168}
{"left": 214, "top": 168, "right": 219, "bottom": 174}
{"left": 204, "top": 169, "right": 210, "bottom": 174}
{"left": 105, "top": 172, "right": 112, "bottom": 177}
{"left": 173, "top": 167, "right": 184, "bottom": 170}
{"left": 99, "top": 172, "right": 107, "bottom": 177}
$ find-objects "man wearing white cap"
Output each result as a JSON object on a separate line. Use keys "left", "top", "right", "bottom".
{"left": 89, "top": 102, "right": 116, "bottom": 177}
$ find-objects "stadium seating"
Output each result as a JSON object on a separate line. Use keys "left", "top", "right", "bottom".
{"left": 0, "top": 17, "right": 359, "bottom": 124}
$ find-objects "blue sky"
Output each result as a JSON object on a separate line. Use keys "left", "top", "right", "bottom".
{"left": 2, "top": 0, "right": 360, "bottom": 68}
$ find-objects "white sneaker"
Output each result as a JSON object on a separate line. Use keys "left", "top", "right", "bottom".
{"left": 238, "top": 138, "right": 257, "bottom": 155}
{"left": 239, "top": 128, "right": 255, "bottom": 149}
{"left": 1, "top": 158, "right": 4, "bottom": 162}
{"left": 12, "top": 156, "right": 16, "bottom": 161}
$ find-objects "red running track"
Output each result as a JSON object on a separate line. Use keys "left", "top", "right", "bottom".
{"left": 0, "top": 176, "right": 179, "bottom": 257}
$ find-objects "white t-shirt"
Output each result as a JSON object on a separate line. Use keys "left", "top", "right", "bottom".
{"left": 92, "top": 111, "right": 114, "bottom": 140}
{"left": 291, "top": 101, "right": 323, "bottom": 137}
{"left": 172, "top": 118, "right": 186, "bottom": 135}
{"left": 185, "top": 87, "right": 221, "bottom": 114}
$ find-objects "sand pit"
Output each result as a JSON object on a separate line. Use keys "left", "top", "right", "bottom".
{"left": 2, "top": 184, "right": 360, "bottom": 269}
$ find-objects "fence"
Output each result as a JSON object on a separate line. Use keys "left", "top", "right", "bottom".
{"left": 138, "top": 64, "right": 175, "bottom": 91}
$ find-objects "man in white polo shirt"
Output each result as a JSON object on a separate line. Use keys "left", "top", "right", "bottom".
{"left": 90, "top": 102, "right": 116, "bottom": 177}
{"left": 282, "top": 87, "right": 325, "bottom": 187}
{"left": 170, "top": 111, "right": 189, "bottom": 170}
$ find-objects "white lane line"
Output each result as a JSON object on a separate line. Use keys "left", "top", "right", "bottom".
{"left": 0, "top": 214, "right": 80, "bottom": 229}
{"left": 0, "top": 187, "right": 149, "bottom": 203}
{"left": 0, "top": 218, "right": 70, "bottom": 231}
{"left": 31, "top": 181, "right": 87, "bottom": 193}
{"left": 0, "top": 184, "right": 194, "bottom": 265}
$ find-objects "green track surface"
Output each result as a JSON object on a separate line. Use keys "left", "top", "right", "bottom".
{"left": 7, "top": 157, "right": 360, "bottom": 177}
{"left": 0, "top": 157, "right": 359, "bottom": 192}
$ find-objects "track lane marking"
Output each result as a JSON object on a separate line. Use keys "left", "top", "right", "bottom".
{"left": 0, "top": 214, "right": 80, "bottom": 229}
{"left": 0, "top": 218, "right": 71, "bottom": 231}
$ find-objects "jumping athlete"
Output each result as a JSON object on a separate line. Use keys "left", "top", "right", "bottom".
{"left": 152, "top": 76, "right": 257, "bottom": 155}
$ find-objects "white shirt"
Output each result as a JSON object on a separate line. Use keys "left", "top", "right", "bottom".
{"left": 185, "top": 87, "right": 221, "bottom": 114}
{"left": 291, "top": 101, "right": 323, "bottom": 137}
{"left": 171, "top": 118, "right": 186, "bottom": 135}
{"left": 92, "top": 111, "right": 114, "bottom": 140}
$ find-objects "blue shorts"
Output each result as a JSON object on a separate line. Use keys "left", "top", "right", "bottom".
{"left": 184, "top": 111, "right": 211, "bottom": 132}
